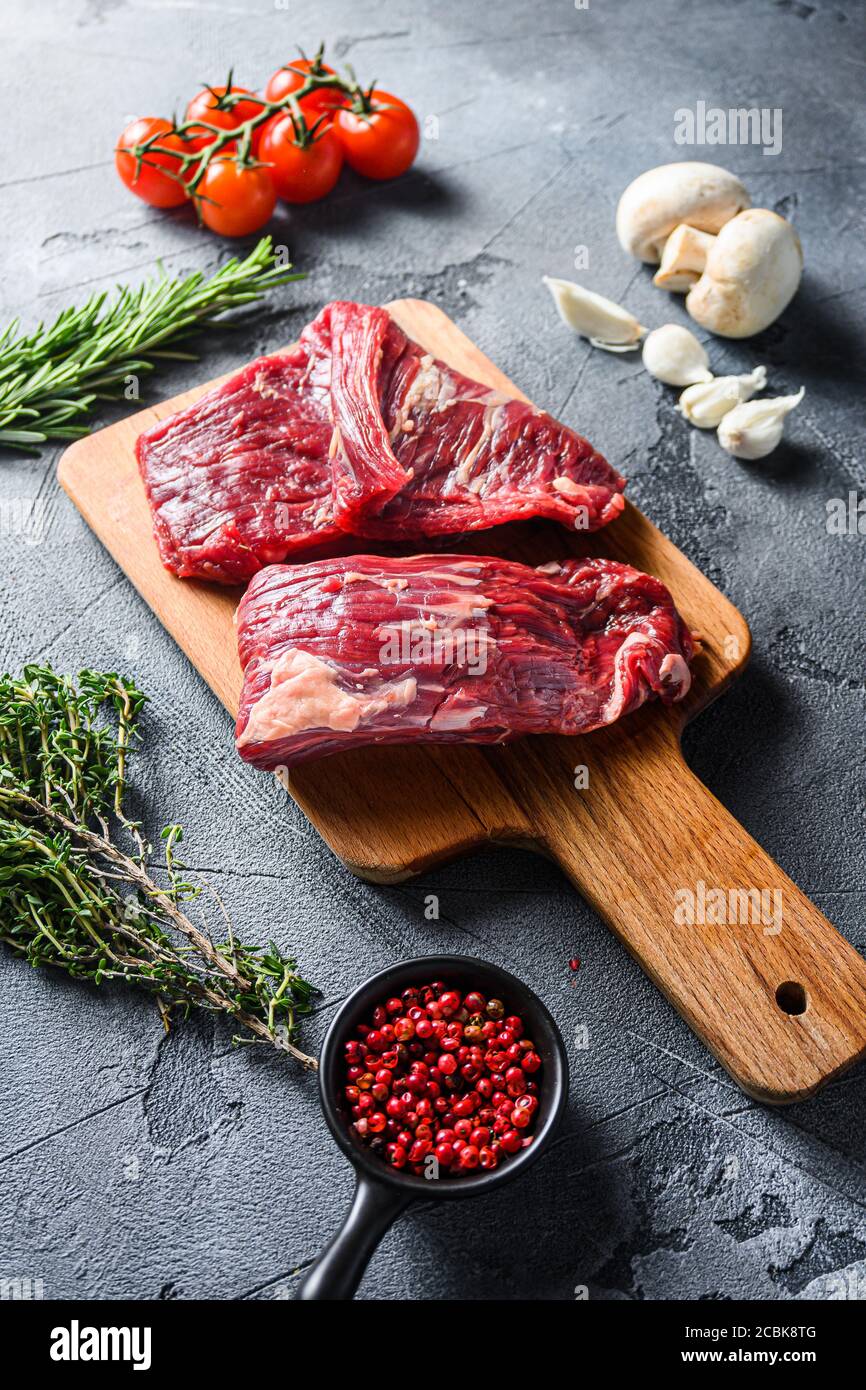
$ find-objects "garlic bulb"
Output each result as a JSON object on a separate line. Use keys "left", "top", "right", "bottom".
{"left": 543, "top": 275, "right": 646, "bottom": 352}
{"left": 641, "top": 324, "right": 713, "bottom": 386}
{"left": 717, "top": 387, "right": 805, "bottom": 460}
{"left": 677, "top": 366, "right": 767, "bottom": 429}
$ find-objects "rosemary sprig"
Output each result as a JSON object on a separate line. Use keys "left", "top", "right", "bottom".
{"left": 0, "top": 665, "right": 317, "bottom": 1068}
{"left": 0, "top": 236, "right": 303, "bottom": 452}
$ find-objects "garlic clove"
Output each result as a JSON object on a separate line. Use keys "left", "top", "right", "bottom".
{"left": 677, "top": 365, "right": 767, "bottom": 429}
{"left": 653, "top": 224, "right": 717, "bottom": 293}
{"left": 641, "top": 323, "right": 713, "bottom": 386}
{"left": 717, "top": 387, "right": 805, "bottom": 459}
{"left": 543, "top": 276, "right": 646, "bottom": 352}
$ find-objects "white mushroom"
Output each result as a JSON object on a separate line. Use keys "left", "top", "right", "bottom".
{"left": 616, "top": 162, "right": 751, "bottom": 264}
{"left": 653, "top": 225, "right": 717, "bottom": 292}
{"left": 543, "top": 275, "right": 646, "bottom": 351}
{"left": 717, "top": 387, "right": 805, "bottom": 459}
{"left": 685, "top": 209, "right": 803, "bottom": 339}
{"left": 678, "top": 366, "right": 767, "bottom": 428}
{"left": 642, "top": 324, "right": 713, "bottom": 387}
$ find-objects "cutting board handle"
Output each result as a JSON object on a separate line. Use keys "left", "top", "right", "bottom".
{"left": 494, "top": 714, "right": 866, "bottom": 1104}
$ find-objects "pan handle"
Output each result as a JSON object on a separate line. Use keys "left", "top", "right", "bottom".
{"left": 294, "top": 1171, "right": 412, "bottom": 1300}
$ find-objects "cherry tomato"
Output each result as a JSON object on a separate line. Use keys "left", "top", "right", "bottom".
{"left": 184, "top": 85, "right": 264, "bottom": 152}
{"left": 264, "top": 58, "right": 343, "bottom": 117}
{"left": 115, "top": 117, "right": 189, "bottom": 208}
{"left": 197, "top": 158, "right": 276, "bottom": 237}
{"left": 334, "top": 91, "right": 419, "bottom": 180}
{"left": 259, "top": 115, "right": 343, "bottom": 203}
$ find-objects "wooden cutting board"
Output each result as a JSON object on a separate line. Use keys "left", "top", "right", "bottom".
{"left": 58, "top": 298, "right": 866, "bottom": 1104}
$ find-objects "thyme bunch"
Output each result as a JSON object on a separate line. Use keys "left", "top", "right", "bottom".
{"left": 0, "top": 665, "right": 317, "bottom": 1068}
{"left": 0, "top": 236, "right": 302, "bottom": 452}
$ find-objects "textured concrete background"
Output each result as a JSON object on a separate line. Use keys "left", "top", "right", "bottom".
{"left": 1, "top": 0, "right": 865, "bottom": 1301}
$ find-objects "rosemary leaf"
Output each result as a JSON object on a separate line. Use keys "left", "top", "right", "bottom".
{"left": 0, "top": 237, "right": 304, "bottom": 453}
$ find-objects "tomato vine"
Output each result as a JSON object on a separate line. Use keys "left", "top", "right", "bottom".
{"left": 116, "top": 46, "right": 419, "bottom": 230}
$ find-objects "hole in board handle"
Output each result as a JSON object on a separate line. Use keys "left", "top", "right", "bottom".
{"left": 776, "top": 981, "right": 808, "bottom": 1015}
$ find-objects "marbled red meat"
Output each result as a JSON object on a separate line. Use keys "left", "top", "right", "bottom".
{"left": 299, "top": 301, "right": 625, "bottom": 537}
{"left": 361, "top": 315, "right": 624, "bottom": 538}
{"left": 137, "top": 302, "right": 626, "bottom": 583}
{"left": 300, "top": 301, "right": 410, "bottom": 527}
{"left": 235, "top": 554, "right": 693, "bottom": 770}
{"left": 136, "top": 348, "right": 338, "bottom": 584}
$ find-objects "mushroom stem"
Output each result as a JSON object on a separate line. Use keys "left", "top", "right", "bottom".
{"left": 653, "top": 225, "right": 716, "bottom": 293}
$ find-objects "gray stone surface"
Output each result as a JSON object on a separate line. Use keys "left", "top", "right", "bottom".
{"left": 1, "top": 0, "right": 865, "bottom": 1302}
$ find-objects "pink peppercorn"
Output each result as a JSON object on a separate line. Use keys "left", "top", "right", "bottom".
{"left": 345, "top": 980, "right": 542, "bottom": 1177}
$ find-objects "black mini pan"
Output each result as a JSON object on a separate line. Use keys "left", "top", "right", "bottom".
{"left": 295, "top": 953, "right": 569, "bottom": 1300}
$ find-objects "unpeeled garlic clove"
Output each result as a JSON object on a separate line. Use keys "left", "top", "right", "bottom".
{"left": 717, "top": 387, "right": 805, "bottom": 459}
{"left": 543, "top": 275, "right": 646, "bottom": 352}
{"left": 641, "top": 323, "right": 713, "bottom": 386}
{"left": 677, "top": 366, "right": 767, "bottom": 429}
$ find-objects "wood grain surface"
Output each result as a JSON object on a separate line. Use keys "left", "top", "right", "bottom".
{"left": 58, "top": 298, "right": 866, "bottom": 1103}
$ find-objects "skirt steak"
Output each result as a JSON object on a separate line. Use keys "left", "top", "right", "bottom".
{"left": 235, "top": 554, "right": 693, "bottom": 770}
{"left": 137, "top": 302, "right": 626, "bottom": 583}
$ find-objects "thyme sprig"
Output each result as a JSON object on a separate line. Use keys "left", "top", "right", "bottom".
{"left": 0, "top": 665, "right": 317, "bottom": 1068}
{"left": 0, "top": 236, "right": 303, "bottom": 452}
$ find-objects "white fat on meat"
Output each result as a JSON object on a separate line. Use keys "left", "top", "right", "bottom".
{"left": 343, "top": 571, "right": 409, "bottom": 591}
{"left": 430, "top": 704, "right": 488, "bottom": 732}
{"left": 602, "top": 633, "right": 692, "bottom": 722}
{"left": 551, "top": 476, "right": 585, "bottom": 498}
{"left": 389, "top": 354, "right": 457, "bottom": 439}
{"left": 237, "top": 648, "right": 417, "bottom": 747}
{"left": 451, "top": 401, "right": 506, "bottom": 492}
{"left": 601, "top": 631, "right": 653, "bottom": 723}
{"left": 390, "top": 355, "right": 511, "bottom": 498}
{"left": 659, "top": 653, "right": 691, "bottom": 696}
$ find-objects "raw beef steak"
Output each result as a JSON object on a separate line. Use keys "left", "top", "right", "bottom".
{"left": 300, "top": 300, "right": 411, "bottom": 527}
{"left": 235, "top": 554, "right": 693, "bottom": 771}
{"left": 300, "top": 301, "right": 626, "bottom": 536}
{"left": 136, "top": 348, "right": 339, "bottom": 584}
{"left": 138, "top": 302, "right": 626, "bottom": 583}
